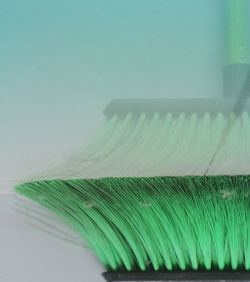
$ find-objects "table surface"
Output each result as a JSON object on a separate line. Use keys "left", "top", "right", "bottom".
{"left": 0, "top": 195, "right": 105, "bottom": 282}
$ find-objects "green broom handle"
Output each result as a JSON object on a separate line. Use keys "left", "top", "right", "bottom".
{"left": 227, "top": 0, "right": 249, "bottom": 64}
{"left": 224, "top": 0, "right": 249, "bottom": 97}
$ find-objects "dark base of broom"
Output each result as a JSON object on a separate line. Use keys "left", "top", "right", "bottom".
{"left": 103, "top": 271, "right": 250, "bottom": 282}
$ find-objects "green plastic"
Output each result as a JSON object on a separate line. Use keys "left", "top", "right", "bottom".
{"left": 15, "top": 175, "right": 250, "bottom": 271}
{"left": 227, "top": 0, "right": 249, "bottom": 64}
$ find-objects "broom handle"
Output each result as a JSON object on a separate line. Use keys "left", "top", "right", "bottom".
{"left": 206, "top": 0, "right": 250, "bottom": 172}
{"left": 223, "top": 0, "right": 249, "bottom": 97}
{"left": 227, "top": 0, "right": 249, "bottom": 64}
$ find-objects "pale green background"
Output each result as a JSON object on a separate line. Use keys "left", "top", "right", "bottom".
{"left": 0, "top": 0, "right": 231, "bottom": 192}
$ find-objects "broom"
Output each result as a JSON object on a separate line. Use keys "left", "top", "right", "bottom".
{"left": 15, "top": 0, "right": 250, "bottom": 281}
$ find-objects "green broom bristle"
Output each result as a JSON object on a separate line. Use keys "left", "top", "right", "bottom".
{"left": 15, "top": 175, "right": 250, "bottom": 272}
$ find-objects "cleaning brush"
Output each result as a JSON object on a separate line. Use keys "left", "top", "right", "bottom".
{"left": 16, "top": 176, "right": 250, "bottom": 279}
{"left": 15, "top": 0, "right": 250, "bottom": 281}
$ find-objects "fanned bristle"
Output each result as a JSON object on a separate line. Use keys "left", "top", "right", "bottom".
{"left": 15, "top": 175, "right": 250, "bottom": 271}
{"left": 30, "top": 110, "right": 250, "bottom": 181}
